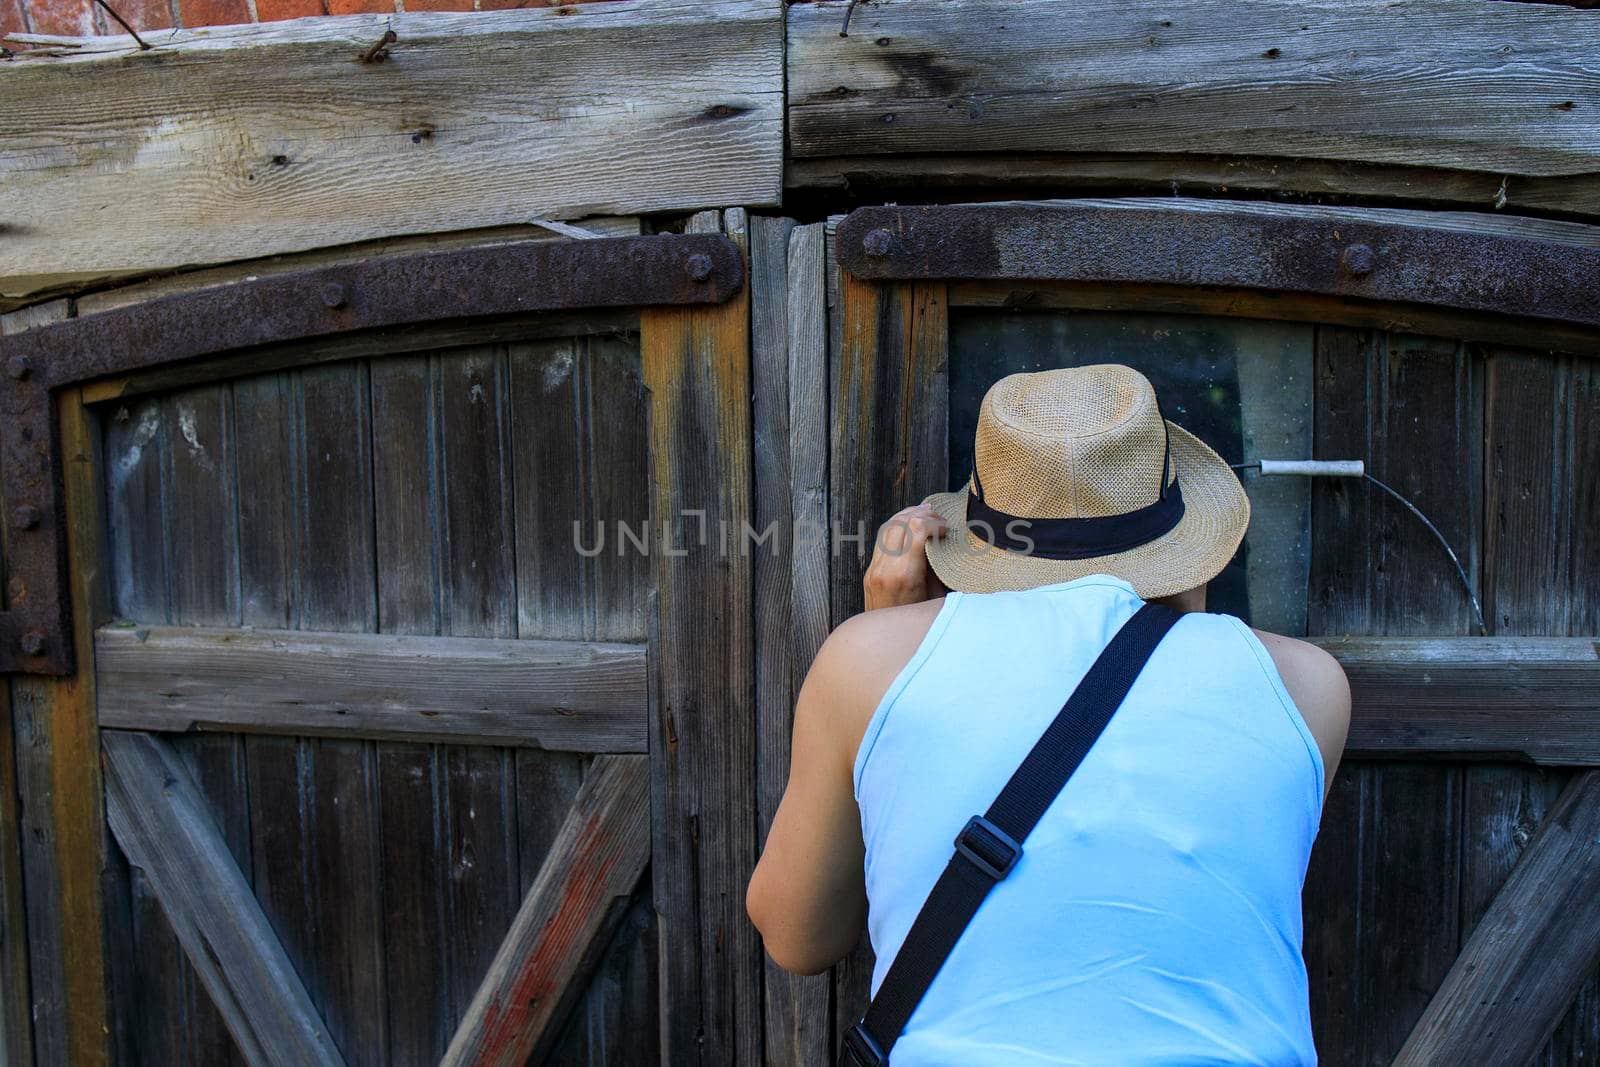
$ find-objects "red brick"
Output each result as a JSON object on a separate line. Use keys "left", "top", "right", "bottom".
{"left": 177, "top": 0, "right": 247, "bottom": 24}
{"left": 27, "top": 0, "right": 98, "bottom": 36}
{"left": 405, "top": 0, "right": 471, "bottom": 10}
{"left": 255, "top": 0, "right": 321, "bottom": 19}
{"left": 1, "top": 0, "right": 29, "bottom": 37}
{"left": 105, "top": 0, "right": 174, "bottom": 32}
{"left": 324, "top": 0, "right": 390, "bottom": 14}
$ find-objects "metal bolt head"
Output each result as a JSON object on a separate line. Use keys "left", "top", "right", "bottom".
{"left": 1341, "top": 243, "right": 1377, "bottom": 276}
{"left": 863, "top": 228, "right": 895, "bottom": 258}
{"left": 685, "top": 254, "right": 714, "bottom": 283}
{"left": 13, "top": 505, "right": 41, "bottom": 530}
{"left": 320, "top": 282, "right": 349, "bottom": 309}
{"left": 18, "top": 631, "right": 45, "bottom": 657}
{"left": 6, "top": 355, "right": 31, "bottom": 380}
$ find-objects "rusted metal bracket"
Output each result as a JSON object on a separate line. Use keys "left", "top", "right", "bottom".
{"left": 836, "top": 201, "right": 1600, "bottom": 330}
{"left": 0, "top": 233, "right": 743, "bottom": 675}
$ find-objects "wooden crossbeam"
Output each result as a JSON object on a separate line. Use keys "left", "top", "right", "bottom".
{"left": 95, "top": 626, "right": 647, "bottom": 752}
{"left": 1394, "top": 771, "right": 1600, "bottom": 1065}
{"left": 788, "top": 0, "right": 1600, "bottom": 177}
{"left": 1316, "top": 637, "right": 1600, "bottom": 764}
{"left": 440, "top": 754, "right": 650, "bottom": 1067}
{"left": 101, "top": 730, "right": 345, "bottom": 1067}
{"left": 0, "top": 0, "right": 783, "bottom": 306}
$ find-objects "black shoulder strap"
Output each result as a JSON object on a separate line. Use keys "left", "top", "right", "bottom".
{"left": 841, "top": 602, "right": 1184, "bottom": 1067}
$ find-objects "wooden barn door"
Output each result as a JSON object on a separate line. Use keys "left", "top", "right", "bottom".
{"left": 803, "top": 201, "right": 1600, "bottom": 1066}
{"left": 0, "top": 214, "right": 756, "bottom": 1066}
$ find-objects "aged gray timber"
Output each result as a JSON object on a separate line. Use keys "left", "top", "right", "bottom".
{"left": 440, "top": 755, "right": 650, "bottom": 1067}
{"left": 789, "top": 0, "right": 1600, "bottom": 175}
{"left": 748, "top": 217, "right": 835, "bottom": 1063}
{"left": 0, "top": 0, "right": 783, "bottom": 303}
{"left": 1318, "top": 637, "right": 1600, "bottom": 765}
{"left": 643, "top": 209, "right": 763, "bottom": 1065}
{"left": 95, "top": 627, "right": 647, "bottom": 752}
{"left": 101, "top": 730, "right": 344, "bottom": 1067}
{"left": 1394, "top": 771, "right": 1600, "bottom": 1065}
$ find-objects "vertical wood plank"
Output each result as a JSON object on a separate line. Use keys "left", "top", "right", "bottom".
{"left": 369, "top": 352, "right": 454, "bottom": 1066}
{"left": 643, "top": 208, "right": 761, "bottom": 1067}
{"left": 508, "top": 327, "right": 657, "bottom": 1061}
{"left": 1304, "top": 328, "right": 1481, "bottom": 1066}
{"left": 1, "top": 299, "right": 104, "bottom": 1067}
{"left": 431, "top": 347, "right": 522, "bottom": 1035}
{"left": 8, "top": 384, "right": 111, "bottom": 1067}
{"left": 245, "top": 363, "right": 388, "bottom": 1067}
{"left": 1475, "top": 349, "right": 1600, "bottom": 1061}
{"left": 150, "top": 383, "right": 250, "bottom": 1065}
{"left": 755, "top": 219, "right": 834, "bottom": 1066}
{"left": 829, "top": 274, "right": 949, "bottom": 625}
{"left": 827, "top": 268, "right": 949, "bottom": 1047}
{"left": 0, "top": 682, "right": 33, "bottom": 1067}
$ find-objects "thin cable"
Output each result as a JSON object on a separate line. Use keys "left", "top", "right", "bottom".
{"left": 1233, "top": 462, "right": 1487, "bottom": 635}
{"left": 1362, "top": 473, "right": 1487, "bottom": 635}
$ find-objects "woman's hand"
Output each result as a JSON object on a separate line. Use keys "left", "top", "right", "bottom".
{"left": 863, "top": 503, "right": 949, "bottom": 611}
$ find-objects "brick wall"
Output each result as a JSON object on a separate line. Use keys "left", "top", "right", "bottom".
{"left": 3, "top": 0, "right": 591, "bottom": 43}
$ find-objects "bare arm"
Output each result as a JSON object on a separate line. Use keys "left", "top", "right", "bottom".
{"left": 1253, "top": 628, "right": 1352, "bottom": 797}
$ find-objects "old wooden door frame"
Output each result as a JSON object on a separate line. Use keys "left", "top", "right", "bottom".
{"left": 828, "top": 198, "right": 1600, "bottom": 1065}
{"left": 0, "top": 223, "right": 753, "bottom": 1066}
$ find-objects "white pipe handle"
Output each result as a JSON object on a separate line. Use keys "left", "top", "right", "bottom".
{"left": 1258, "top": 459, "right": 1365, "bottom": 478}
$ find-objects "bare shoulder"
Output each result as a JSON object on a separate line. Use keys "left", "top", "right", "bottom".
{"left": 1250, "top": 628, "right": 1351, "bottom": 787}
{"left": 801, "top": 598, "right": 949, "bottom": 756}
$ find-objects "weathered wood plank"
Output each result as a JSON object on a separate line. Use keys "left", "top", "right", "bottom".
{"left": 1395, "top": 771, "right": 1600, "bottom": 1065}
{"left": 95, "top": 626, "right": 648, "bottom": 751}
{"left": 1476, "top": 347, "right": 1600, "bottom": 1060}
{"left": 789, "top": 0, "right": 1600, "bottom": 175}
{"left": 643, "top": 209, "right": 762, "bottom": 1066}
{"left": 439, "top": 754, "right": 650, "bottom": 1067}
{"left": 5, "top": 373, "right": 112, "bottom": 1065}
{"left": 245, "top": 362, "right": 387, "bottom": 1066}
{"left": 0, "top": 684, "right": 32, "bottom": 1067}
{"left": 0, "top": 0, "right": 783, "bottom": 303}
{"left": 786, "top": 153, "right": 1600, "bottom": 218}
{"left": 508, "top": 325, "right": 655, "bottom": 1063}
{"left": 828, "top": 265, "right": 949, "bottom": 1047}
{"left": 101, "top": 730, "right": 345, "bottom": 1067}
{"left": 368, "top": 344, "right": 525, "bottom": 1066}
{"left": 1314, "top": 637, "right": 1600, "bottom": 765}
{"left": 1304, "top": 325, "right": 1482, "bottom": 1065}
{"left": 753, "top": 220, "right": 836, "bottom": 1066}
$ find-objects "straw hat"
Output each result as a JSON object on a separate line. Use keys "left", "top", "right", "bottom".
{"left": 922, "top": 364, "right": 1249, "bottom": 598}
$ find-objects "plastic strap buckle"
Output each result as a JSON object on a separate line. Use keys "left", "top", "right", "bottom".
{"left": 953, "top": 815, "right": 1021, "bottom": 881}
{"left": 841, "top": 1022, "right": 889, "bottom": 1067}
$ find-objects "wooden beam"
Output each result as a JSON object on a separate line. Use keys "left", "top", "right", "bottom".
{"left": 1, "top": 293, "right": 112, "bottom": 1066}
{"left": 1394, "top": 771, "right": 1600, "bottom": 1065}
{"left": 95, "top": 626, "right": 647, "bottom": 752}
{"left": 439, "top": 755, "right": 650, "bottom": 1067}
{"left": 786, "top": 153, "right": 1600, "bottom": 219}
{"left": 1315, "top": 637, "right": 1600, "bottom": 764}
{"left": 789, "top": 0, "right": 1600, "bottom": 176}
{"left": 0, "top": 0, "right": 782, "bottom": 304}
{"left": 642, "top": 209, "right": 763, "bottom": 1065}
{"left": 101, "top": 730, "right": 345, "bottom": 1067}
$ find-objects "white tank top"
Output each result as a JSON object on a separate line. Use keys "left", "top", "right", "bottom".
{"left": 854, "top": 575, "right": 1324, "bottom": 1066}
